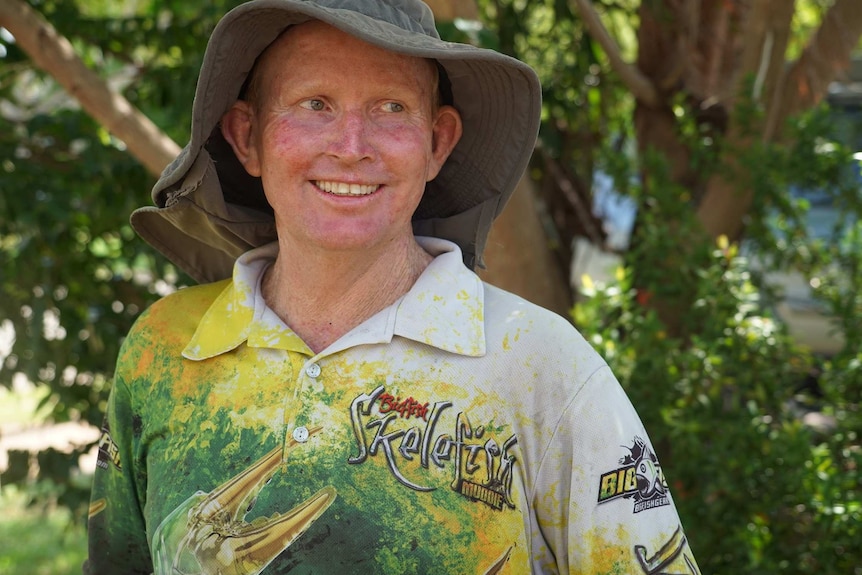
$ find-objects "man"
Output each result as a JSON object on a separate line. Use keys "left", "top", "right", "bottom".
{"left": 86, "top": 1, "right": 700, "bottom": 573}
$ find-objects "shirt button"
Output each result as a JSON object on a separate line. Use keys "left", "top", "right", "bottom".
{"left": 292, "top": 426, "right": 309, "bottom": 443}
{"left": 305, "top": 363, "right": 321, "bottom": 378}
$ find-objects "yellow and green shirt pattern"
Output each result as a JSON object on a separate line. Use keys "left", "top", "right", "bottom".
{"left": 86, "top": 237, "right": 699, "bottom": 574}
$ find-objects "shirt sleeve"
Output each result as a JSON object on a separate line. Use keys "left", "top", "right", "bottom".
{"left": 84, "top": 371, "right": 153, "bottom": 574}
{"left": 531, "top": 365, "right": 701, "bottom": 574}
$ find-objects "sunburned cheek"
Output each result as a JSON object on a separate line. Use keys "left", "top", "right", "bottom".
{"left": 376, "top": 124, "right": 433, "bottom": 160}
{"left": 269, "top": 125, "right": 310, "bottom": 156}
{"left": 261, "top": 137, "right": 317, "bottom": 182}
{"left": 261, "top": 114, "right": 321, "bottom": 150}
{"left": 377, "top": 120, "right": 428, "bottom": 142}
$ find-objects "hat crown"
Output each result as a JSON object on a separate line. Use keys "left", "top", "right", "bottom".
{"left": 306, "top": 0, "right": 439, "bottom": 38}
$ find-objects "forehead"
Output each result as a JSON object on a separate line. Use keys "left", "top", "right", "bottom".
{"left": 255, "top": 20, "right": 436, "bottom": 93}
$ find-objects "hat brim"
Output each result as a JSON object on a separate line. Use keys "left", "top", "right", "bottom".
{"left": 132, "top": 0, "right": 541, "bottom": 282}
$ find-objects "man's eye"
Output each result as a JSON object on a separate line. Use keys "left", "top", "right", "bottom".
{"left": 383, "top": 102, "right": 404, "bottom": 113}
{"left": 301, "top": 99, "right": 326, "bottom": 111}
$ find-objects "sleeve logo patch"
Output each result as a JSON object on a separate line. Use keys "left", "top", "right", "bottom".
{"left": 597, "top": 436, "right": 669, "bottom": 513}
{"left": 96, "top": 421, "right": 122, "bottom": 471}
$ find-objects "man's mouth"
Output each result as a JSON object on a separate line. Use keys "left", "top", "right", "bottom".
{"left": 315, "top": 180, "right": 380, "bottom": 196}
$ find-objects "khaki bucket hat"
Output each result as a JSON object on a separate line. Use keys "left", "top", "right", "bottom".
{"left": 131, "top": 0, "right": 541, "bottom": 283}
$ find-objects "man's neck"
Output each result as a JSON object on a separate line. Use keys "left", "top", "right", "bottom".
{"left": 261, "top": 237, "right": 433, "bottom": 354}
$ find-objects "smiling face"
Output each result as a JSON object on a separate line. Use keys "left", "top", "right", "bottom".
{"left": 221, "top": 20, "right": 462, "bottom": 257}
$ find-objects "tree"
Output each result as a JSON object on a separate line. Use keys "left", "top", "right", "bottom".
{"left": 501, "top": 0, "right": 862, "bottom": 332}
{"left": 1, "top": 0, "right": 861, "bottom": 571}
{"left": 0, "top": 0, "right": 245, "bottom": 515}
{"left": 0, "top": 0, "right": 179, "bottom": 177}
{"left": 569, "top": 0, "right": 862, "bottom": 234}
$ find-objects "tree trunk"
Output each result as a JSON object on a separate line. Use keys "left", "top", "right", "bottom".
{"left": 0, "top": 0, "right": 180, "bottom": 177}
{"left": 479, "top": 176, "right": 573, "bottom": 318}
{"left": 766, "top": 0, "right": 862, "bottom": 140}
{"left": 577, "top": 0, "right": 862, "bottom": 242}
{"left": 697, "top": 0, "right": 862, "bottom": 240}
{"left": 425, "top": 0, "right": 479, "bottom": 21}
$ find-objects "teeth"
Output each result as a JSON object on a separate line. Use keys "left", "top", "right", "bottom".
{"left": 316, "top": 181, "right": 378, "bottom": 196}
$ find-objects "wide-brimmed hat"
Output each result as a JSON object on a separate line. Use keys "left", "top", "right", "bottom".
{"left": 131, "top": 0, "right": 541, "bottom": 283}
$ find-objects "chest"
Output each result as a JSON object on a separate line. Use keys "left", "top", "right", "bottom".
{"left": 139, "top": 345, "right": 532, "bottom": 574}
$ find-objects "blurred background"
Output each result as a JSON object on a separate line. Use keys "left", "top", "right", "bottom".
{"left": 1, "top": 0, "right": 860, "bottom": 573}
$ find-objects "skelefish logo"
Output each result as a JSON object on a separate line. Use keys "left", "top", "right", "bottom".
{"left": 348, "top": 384, "right": 518, "bottom": 511}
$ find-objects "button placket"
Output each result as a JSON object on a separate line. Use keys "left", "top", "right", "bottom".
{"left": 285, "top": 358, "right": 323, "bottom": 450}
{"left": 282, "top": 354, "right": 311, "bottom": 455}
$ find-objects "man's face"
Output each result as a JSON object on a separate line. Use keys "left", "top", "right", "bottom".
{"left": 223, "top": 21, "right": 462, "bottom": 256}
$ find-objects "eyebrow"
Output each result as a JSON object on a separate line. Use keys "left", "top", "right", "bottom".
{"left": 240, "top": 58, "right": 453, "bottom": 110}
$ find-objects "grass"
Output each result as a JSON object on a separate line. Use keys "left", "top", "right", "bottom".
{"left": 0, "top": 377, "right": 91, "bottom": 574}
{"left": 0, "top": 485, "right": 88, "bottom": 575}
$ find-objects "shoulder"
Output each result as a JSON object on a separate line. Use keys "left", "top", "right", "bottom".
{"left": 119, "top": 280, "right": 230, "bottom": 358}
{"left": 482, "top": 282, "right": 589, "bottom": 348}
{"left": 481, "top": 281, "right": 607, "bottom": 381}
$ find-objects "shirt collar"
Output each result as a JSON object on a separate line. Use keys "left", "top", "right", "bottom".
{"left": 183, "top": 237, "right": 485, "bottom": 360}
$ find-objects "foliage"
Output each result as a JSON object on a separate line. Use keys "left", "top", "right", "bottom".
{"left": 575, "top": 243, "right": 861, "bottom": 572}
{"left": 573, "top": 117, "right": 862, "bottom": 571}
{"left": 473, "top": 0, "right": 642, "bottom": 271}
{"left": 0, "top": 484, "right": 88, "bottom": 575}
{"left": 479, "top": 0, "right": 635, "bottom": 178}
{"left": 0, "top": 0, "right": 245, "bottom": 513}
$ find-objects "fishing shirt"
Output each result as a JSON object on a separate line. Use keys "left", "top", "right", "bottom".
{"left": 86, "top": 236, "right": 699, "bottom": 574}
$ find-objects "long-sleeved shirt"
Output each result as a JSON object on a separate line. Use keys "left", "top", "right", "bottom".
{"left": 86, "top": 237, "right": 699, "bottom": 574}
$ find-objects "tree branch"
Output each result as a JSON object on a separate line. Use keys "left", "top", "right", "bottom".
{"left": 765, "top": 0, "right": 862, "bottom": 142}
{"left": 0, "top": 0, "right": 180, "bottom": 177}
{"left": 571, "top": 0, "right": 660, "bottom": 107}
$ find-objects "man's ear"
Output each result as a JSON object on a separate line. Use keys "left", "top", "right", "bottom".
{"left": 427, "top": 105, "right": 463, "bottom": 182}
{"left": 220, "top": 101, "right": 261, "bottom": 177}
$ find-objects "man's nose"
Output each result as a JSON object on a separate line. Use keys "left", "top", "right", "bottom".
{"left": 327, "top": 110, "right": 375, "bottom": 162}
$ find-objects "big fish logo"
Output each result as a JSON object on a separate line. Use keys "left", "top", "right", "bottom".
{"left": 597, "top": 436, "right": 670, "bottom": 513}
